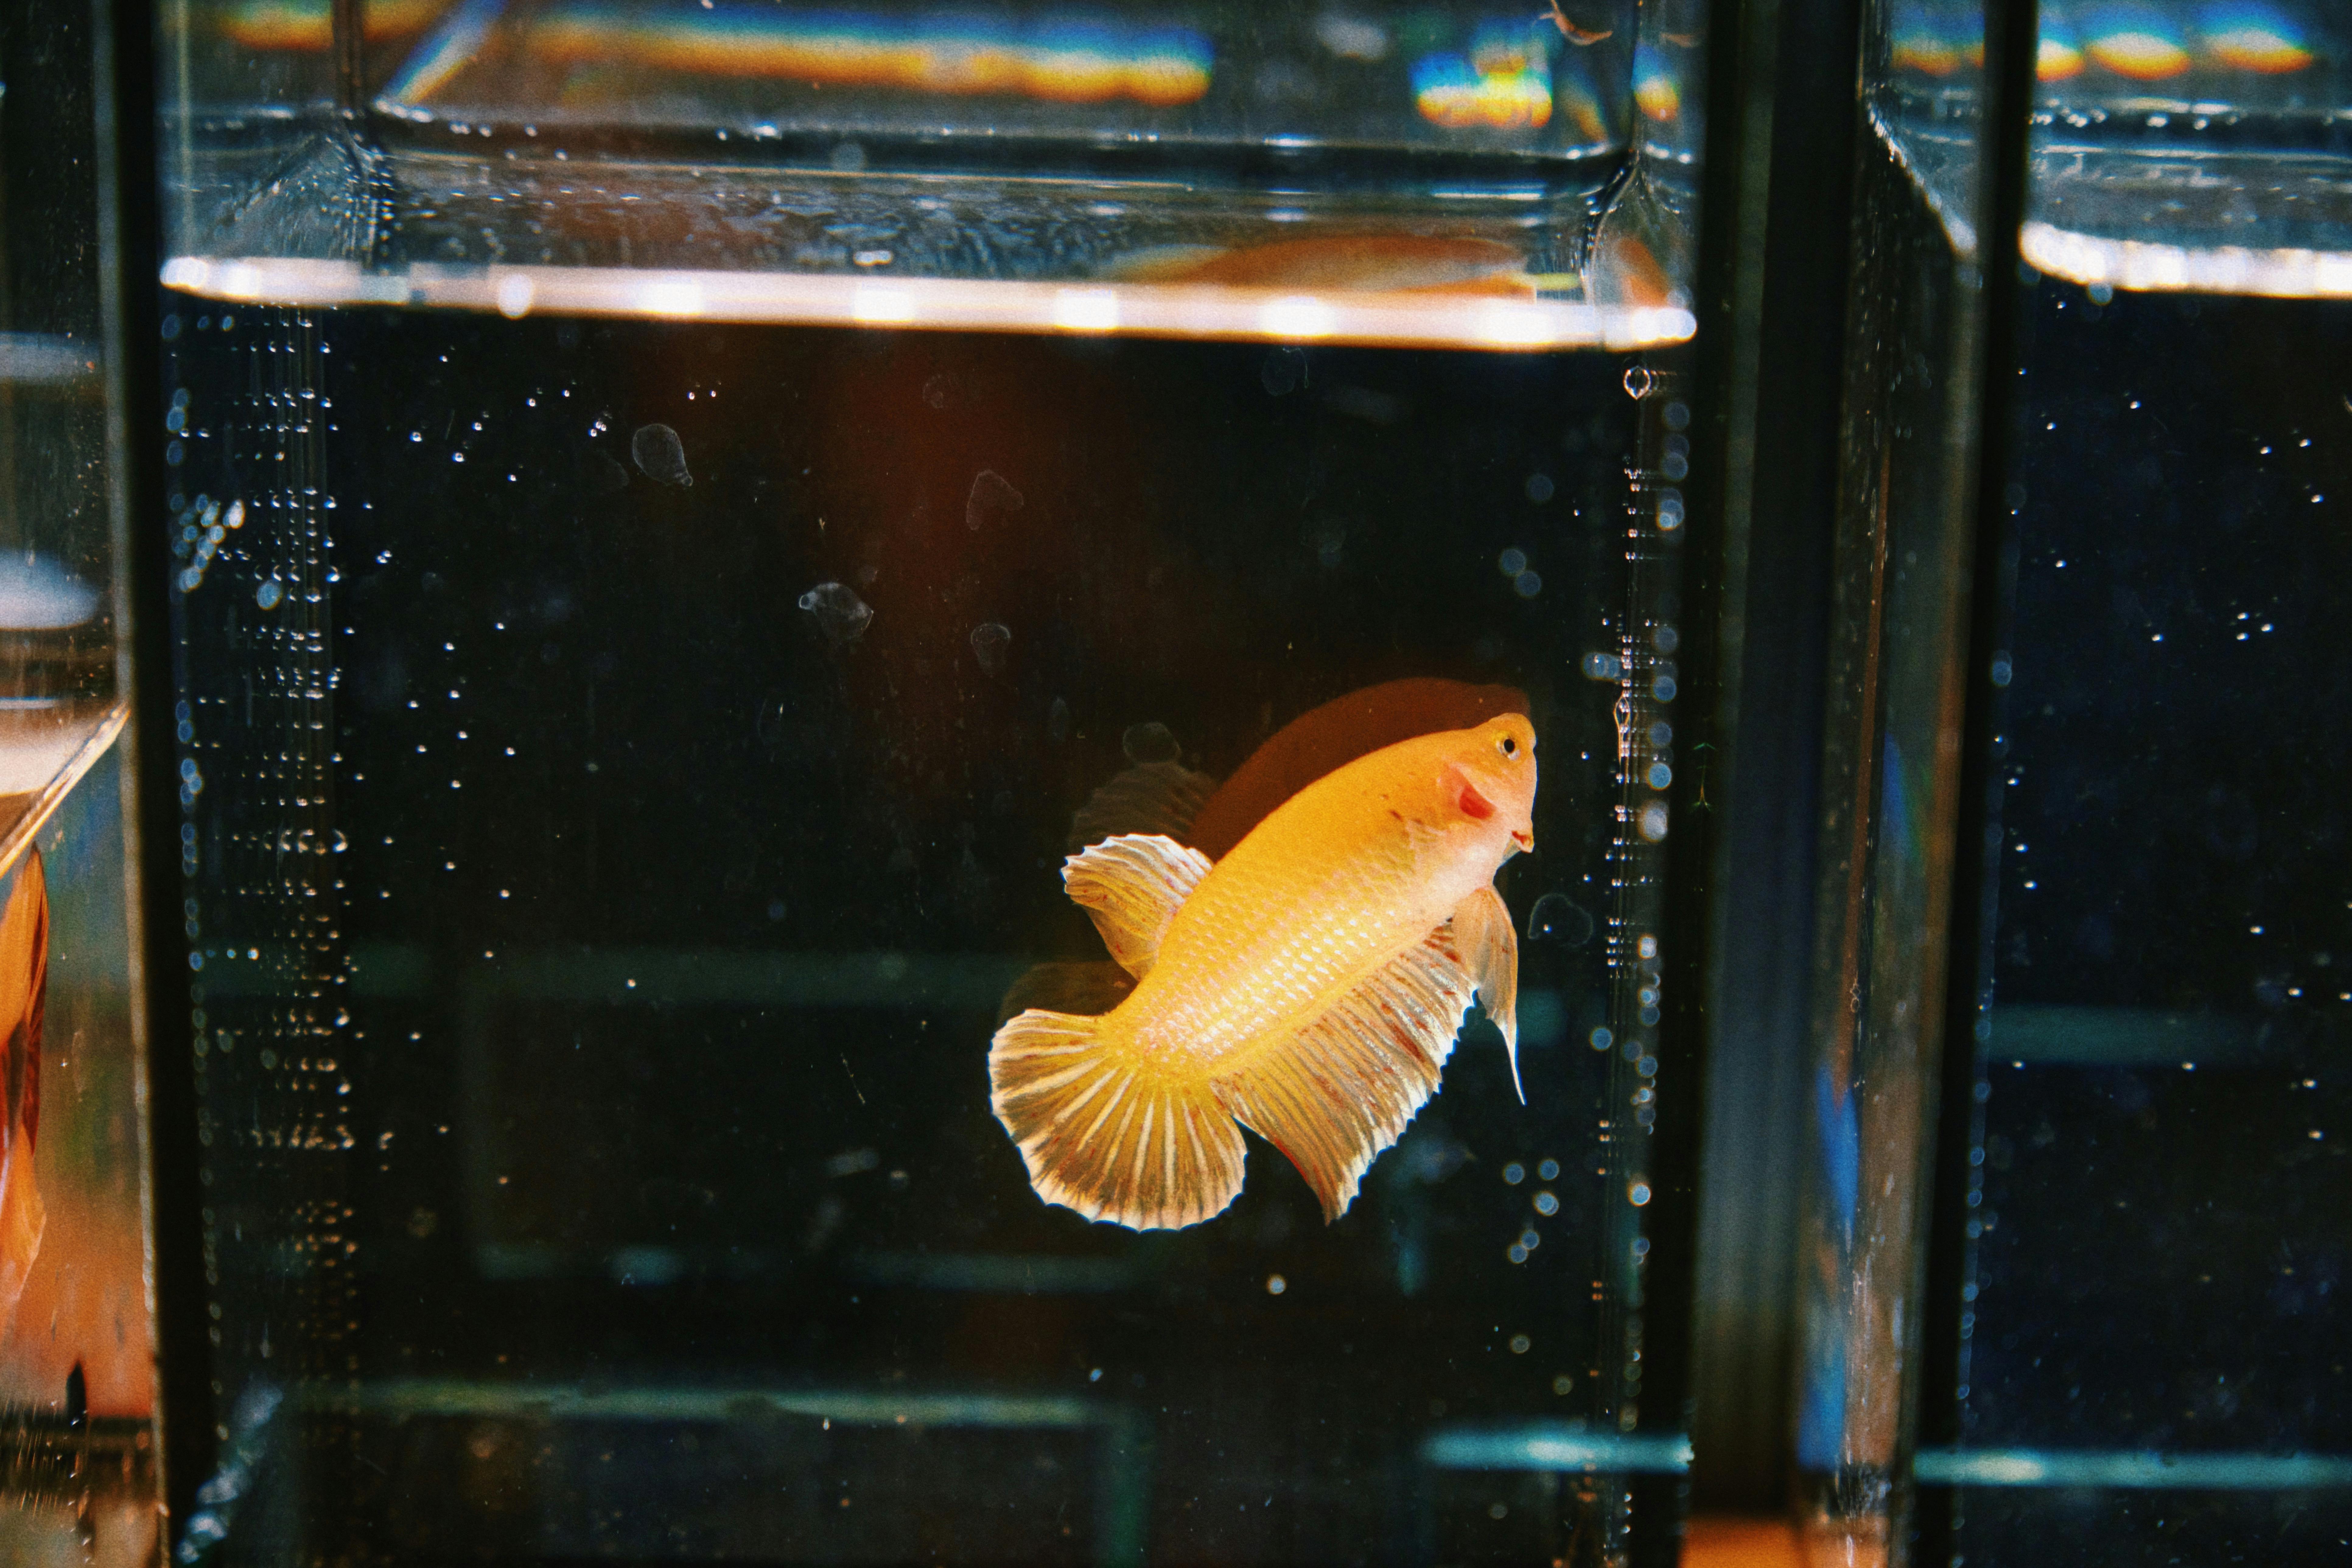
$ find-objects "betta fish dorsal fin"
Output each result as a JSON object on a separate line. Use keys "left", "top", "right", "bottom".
{"left": 1453, "top": 886, "right": 1522, "bottom": 1102}
{"left": 1060, "top": 834, "right": 1212, "bottom": 979}
{"left": 1214, "top": 925, "right": 1479, "bottom": 1223}
{"left": 989, "top": 1009, "right": 1247, "bottom": 1230}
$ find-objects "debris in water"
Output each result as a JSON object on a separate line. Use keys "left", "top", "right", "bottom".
{"left": 971, "top": 622, "right": 1012, "bottom": 675}
{"left": 798, "top": 582, "right": 873, "bottom": 646}
{"left": 632, "top": 423, "right": 692, "bottom": 486}
{"left": 967, "top": 469, "right": 1023, "bottom": 530}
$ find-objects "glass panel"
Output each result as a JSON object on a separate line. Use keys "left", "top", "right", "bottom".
{"left": 152, "top": 0, "right": 1719, "bottom": 1561}
{"left": 0, "top": 0, "right": 157, "bottom": 1559}
{"left": 1795, "top": 0, "right": 2023, "bottom": 1558}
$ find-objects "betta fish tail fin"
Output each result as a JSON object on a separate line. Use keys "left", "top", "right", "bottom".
{"left": 989, "top": 1010, "right": 1246, "bottom": 1231}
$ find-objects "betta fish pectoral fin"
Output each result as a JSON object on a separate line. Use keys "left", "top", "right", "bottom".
{"left": 1454, "top": 885, "right": 1524, "bottom": 1103}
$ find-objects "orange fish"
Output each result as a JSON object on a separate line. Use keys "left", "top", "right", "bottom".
{"left": 990, "top": 715, "right": 1535, "bottom": 1230}
{"left": 1188, "top": 677, "right": 1528, "bottom": 859}
{"left": 0, "top": 849, "right": 47, "bottom": 1334}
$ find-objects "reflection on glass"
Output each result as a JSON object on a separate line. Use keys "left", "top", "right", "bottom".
{"left": 160, "top": 1, "right": 1705, "bottom": 348}
{"left": 1883, "top": 0, "right": 2350, "bottom": 292}
{"left": 0, "top": 0, "right": 152, "bottom": 1556}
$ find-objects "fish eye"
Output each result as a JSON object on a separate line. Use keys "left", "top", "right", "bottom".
{"left": 1498, "top": 735, "right": 1518, "bottom": 758}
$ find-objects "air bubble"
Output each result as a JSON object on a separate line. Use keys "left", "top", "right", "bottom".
{"left": 970, "top": 622, "right": 1011, "bottom": 675}
{"left": 1582, "top": 651, "right": 1622, "bottom": 681}
{"left": 1533, "top": 1190, "right": 1559, "bottom": 1216}
{"left": 1260, "top": 347, "right": 1307, "bottom": 396}
{"left": 255, "top": 580, "right": 284, "bottom": 610}
{"left": 1527, "top": 893, "right": 1595, "bottom": 947}
{"left": 1514, "top": 570, "right": 1543, "bottom": 599}
{"left": 1499, "top": 548, "right": 1527, "bottom": 577}
{"left": 1502, "top": 1162, "right": 1525, "bottom": 1185}
{"left": 1509, "top": 1333, "right": 1532, "bottom": 1353}
{"left": 1525, "top": 473, "right": 1554, "bottom": 503}
{"left": 797, "top": 582, "right": 873, "bottom": 646}
{"left": 1265, "top": 1274, "right": 1286, "bottom": 1296}
{"left": 632, "top": 423, "right": 692, "bottom": 486}
{"left": 1590, "top": 1027, "right": 1613, "bottom": 1052}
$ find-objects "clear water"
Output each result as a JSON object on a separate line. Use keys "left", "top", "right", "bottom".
{"left": 1925, "top": 277, "right": 2352, "bottom": 1559}
{"left": 162, "top": 299, "right": 1698, "bottom": 1562}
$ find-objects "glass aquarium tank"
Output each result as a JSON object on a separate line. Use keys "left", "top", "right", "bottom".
{"left": 1834, "top": 0, "right": 2352, "bottom": 1561}
{"left": 34, "top": 0, "right": 2335, "bottom": 1559}
{"left": 147, "top": 0, "right": 1720, "bottom": 1562}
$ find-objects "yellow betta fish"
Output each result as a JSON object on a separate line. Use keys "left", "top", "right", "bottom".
{"left": 990, "top": 715, "right": 1535, "bottom": 1231}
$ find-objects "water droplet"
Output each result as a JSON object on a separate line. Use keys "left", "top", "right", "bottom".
{"left": 631, "top": 423, "right": 692, "bottom": 486}
{"left": 1589, "top": 1026, "right": 1613, "bottom": 1052}
{"left": 1122, "top": 721, "right": 1180, "bottom": 766}
{"left": 1525, "top": 472, "right": 1554, "bottom": 503}
{"left": 1582, "top": 651, "right": 1621, "bottom": 681}
{"left": 1537, "top": 1158, "right": 1559, "bottom": 1181}
{"left": 1638, "top": 802, "right": 1669, "bottom": 841}
{"left": 967, "top": 469, "right": 1023, "bottom": 530}
{"left": 970, "top": 621, "right": 1011, "bottom": 675}
{"left": 1501, "top": 1162, "right": 1525, "bottom": 1185}
{"left": 1508, "top": 1334, "right": 1531, "bottom": 1355}
{"left": 255, "top": 579, "right": 284, "bottom": 610}
{"left": 797, "top": 581, "right": 873, "bottom": 646}
{"left": 1514, "top": 569, "right": 1543, "bottom": 598}
{"left": 1265, "top": 1273, "right": 1286, "bottom": 1296}
{"left": 1629, "top": 1182, "right": 1652, "bottom": 1206}
{"left": 1527, "top": 893, "right": 1594, "bottom": 947}
{"left": 1499, "top": 548, "right": 1528, "bottom": 576}
{"left": 1532, "top": 1189, "right": 1559, "bottom": 1216}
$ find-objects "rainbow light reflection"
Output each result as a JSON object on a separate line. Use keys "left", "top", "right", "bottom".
{"left": 2037, "top": 15, "right": 2087, "bottom": 80}
{"left": 525, "top": 6, "right": 1213, "bottom": 107}
{"left": 1632, "top": 56, "right": 1678, "bottom": 122}
{"left": 1413, "top": 19, "right": 1560, "bottom": 131}
{"left": 1890, "top": 4, "right": 1964, "bottom": 76}
{"left": 218, "top": 0, "right": 445, "bottom": 50}
{"left": 2196, "top": 2, "right": 2314, "bottom": 73}
{"left": 2079, "top": 4, "right": 2193, "bottom": 78}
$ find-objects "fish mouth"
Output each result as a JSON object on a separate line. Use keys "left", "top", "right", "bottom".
{"left": 1509, "top": 829, "right": 1535, "bottom": 852}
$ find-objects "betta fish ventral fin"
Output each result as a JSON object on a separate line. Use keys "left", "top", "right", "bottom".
{"left": 989, "top": 1010, "right": 1248, "bottom": 1230}
{"left": 1061, "top": 834, "right": 1213, "bottom": 980}
{"left": 1453, "top": 885, "right": 1522, "bottom": 1101}
{"left": 1214, "top": 923, "right": 1480, "bottom": 1223}
{"left": 994, "top": 958, "right": 1135, "bottom": 1026}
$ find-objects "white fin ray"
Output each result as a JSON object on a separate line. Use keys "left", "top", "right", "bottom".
{"left": 989, "top": 1008, "right": 1247, "bottom": 1230}
{"left": 1213, "top": 924, "right": 1479, "bottom": 1222}
{"left": 1060, "top": 833, "right": 1213, "bottom": 979}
